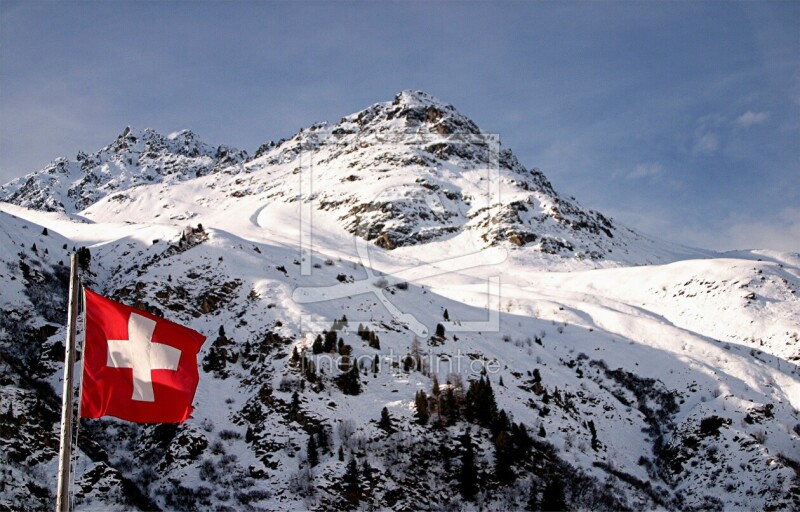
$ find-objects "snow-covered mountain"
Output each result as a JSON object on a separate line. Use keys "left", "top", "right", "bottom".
{"left": 1, "top": 91, "right": 798, "bottom": 511}
{"left": 0, "top": 127, "right": 247, "bottom": 213}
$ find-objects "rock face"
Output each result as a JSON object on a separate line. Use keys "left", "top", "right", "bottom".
{"left": 0, "top": 127, "right": 247, "bottom": 213}
{"left": 233, "top": 91, "right": 647, "bottom": 261}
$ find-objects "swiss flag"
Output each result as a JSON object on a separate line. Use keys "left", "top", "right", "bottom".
{"left": 80, "top": 289, "right": 206, "bottom": 423}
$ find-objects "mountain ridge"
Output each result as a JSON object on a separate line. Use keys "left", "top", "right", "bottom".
{"left": 2, "top": 90, "right": 709, "bottom": 266}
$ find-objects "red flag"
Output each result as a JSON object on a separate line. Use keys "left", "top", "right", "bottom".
{"left": 80, "top": 289, "right": 206, "bottom": 423}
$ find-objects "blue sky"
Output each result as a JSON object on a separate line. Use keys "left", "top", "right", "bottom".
{"left": 1, "top": 1, "right": 798, "bottom": 251}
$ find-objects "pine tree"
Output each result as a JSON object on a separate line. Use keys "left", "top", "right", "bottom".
{"left": 464, "top": 377, "right": 497, "bottom": 427}
{"left": 378, "top": 407, "right": 393, "bottom": 433}
{"left": 512, "top": 422, "right": 532, "bottom": 456}
{"left": 432, "top": 374, "right": 440, "bottom": 396}
{"left": 492, "top": 409, "right": 511, "bottom": 436}
{"left": 435, "top": 323, "right": 446, "bottom": 337}
{"left": 290, "top": 391, "right": 300, "bottom": 417}
{"left": 361, "top": 459, "right": 374, "bottom": 489}
{"left": 368, "top": 331, "right": 380, "bottom": 349}
{"left": 324, "top": 330, "right": 337, "bottom": 352}
{"left": 373, "top": 354, "right": 380, "bottom": 374}
{"left": 343, "top": 457, "right": 360, "bottom": 505}
{"left": 307, "top": 433, "right": 319, "bottom": 467}
{"left": 440, "top": 436, "right": 452, "bottom": 474}
{"left": 336, "top": 364, "right": 361, "bottom": 395}
{"left": 414, "top": 390, "right": 429, "bottom": 425}
{"left": 588, "top": 419, "right": 599, "bottom": 451}
{"left": 312, "top": 335, "right": 324, "bottom": 355}
{"left": 303, "top": 356, "right": 317, "bottom": 383}
{"left": 410, "top": 337, "right": 423, "bottom": 370}
{"left": 77, "top": 246, "right": 91, "bottom": 270}
{"left": 459, "top": 429, "right": 477, "bottom": 500}
{"left": 338, "top": 445, "right": 345, "bottom": 461}
{"left": 541, "top": 477, "right": 567, "bottom": 511}
{"left": 494, "top": 430, "right": 513, "bottom": 483}
{"left": 41, "top": 227, "right": 48, "bottom": 236}
{"left": 444, "top": 387, "right": 459, "bottom": 425}
{"left": 443, "top": 308, "right": 449, "bottom": 321}
{"left": 538, "top": 425, "right": 546, "bottom": 438}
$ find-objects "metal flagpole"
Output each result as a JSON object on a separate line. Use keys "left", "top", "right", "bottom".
{"left": 56, "top": 254, "right": 80, "bottom": 512}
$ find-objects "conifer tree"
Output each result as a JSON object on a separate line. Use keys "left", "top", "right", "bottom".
{"left": 443, "top": 308, "right": 449, "bottom": 321}
{"left": 361, "top": 459, "right": 373, "bottom": 486}
{"left": 378, "top": 406, "right": 393, "bottom": 433}
{"left": 588, "top": 419, "right": 599, "bottom": 451}
{"left": 494, "top": 430, "right": 513, "bottom": 483}
{"left": 336, "top": 363, "right": 361, "bottom": 395}
{"left": 324, "top": 330, "right": 337, "bottom": 352}
{"left": 310, "top": 335, "right": 322, "bottom": 354}
{"left": 307, "top": 433, "right": 319, "bottom": 467}
{"left": 444, "top": 387, "right": 459, "bottom": 426}
{"left": 290, "top": 391, "right": 300, "bottom": 416}
{"left": 541, "top": 477, "right": 567, "bottom": 511}
{"left": 414, "top": 390, "right": 429, "bottom": 425}
{"left": 459, "top": 429, "right": 477, "bottom": 500}
{"left": 343, "top": 457, "right": 360, "bottom": 505}
{"left": 368, "top": 331, "right": 380, "bottom": 349}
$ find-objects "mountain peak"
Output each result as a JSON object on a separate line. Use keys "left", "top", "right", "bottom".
{"left": 0, "top": 127, "right": 246, "bottom": 213}
{"left": 391, "top": 89, "right": 447, "bottom": 109}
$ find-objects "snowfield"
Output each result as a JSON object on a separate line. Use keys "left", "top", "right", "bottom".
{"left": 0, "top": 91, "right": 798, "bottom": 511}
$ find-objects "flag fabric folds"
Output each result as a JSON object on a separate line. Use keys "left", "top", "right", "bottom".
{"left": 81, "top": 288, "right": 206, "bottom": 423}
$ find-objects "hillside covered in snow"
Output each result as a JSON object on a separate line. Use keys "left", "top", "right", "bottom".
{"left": 0, "top": 91, "right": 798, "bottom": 511}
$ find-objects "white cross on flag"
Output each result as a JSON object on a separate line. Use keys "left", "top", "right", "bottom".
{"left": 81, "top": 289, "right": 206, "bottom": 423}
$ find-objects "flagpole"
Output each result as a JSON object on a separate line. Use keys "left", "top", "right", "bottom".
{"left": 56, "top": 254, "right": 80, "bottom": 512}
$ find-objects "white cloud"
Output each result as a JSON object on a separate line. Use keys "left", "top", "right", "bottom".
{"left": 692, "top": 132, "right": 719, "bottom": 155}
{"left": 723, "top": 207, "right": 800, "bottom": 252}
{"left": 735, "top": 110, "right": 770, "bottom": 128}
{"left": 626, "top": 162, "right": 663, "bottom": 180}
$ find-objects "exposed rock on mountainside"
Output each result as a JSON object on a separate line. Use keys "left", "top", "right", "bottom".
{"left": 0, "top": 127, "right": 247, "bottom": 213}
